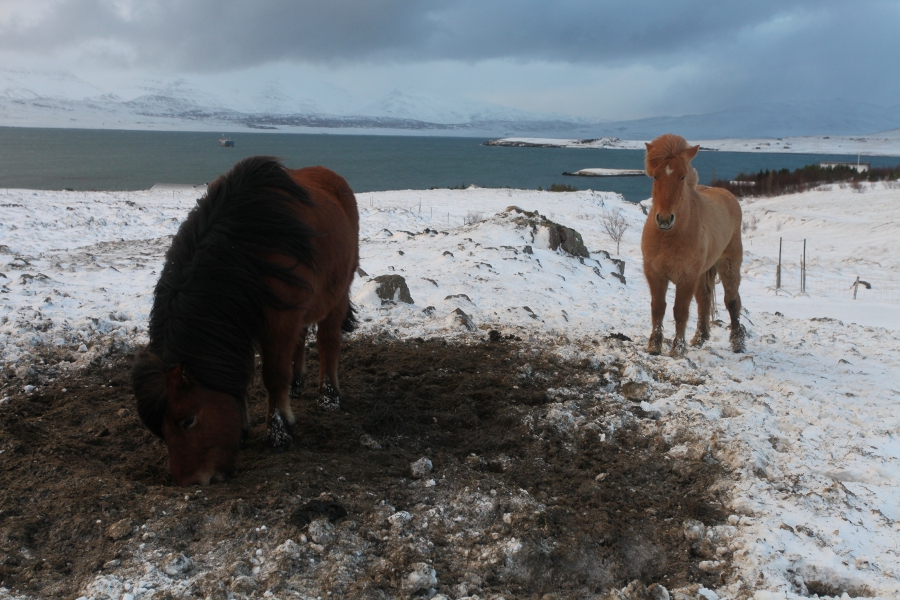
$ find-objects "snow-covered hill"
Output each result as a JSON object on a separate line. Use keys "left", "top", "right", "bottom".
{"left": 0, "top": 69, "right": 104, "bottom": 101}
{"left": 356, "top": 88, "right": 582, "bottom": 125}
{"left": 4, "top": 69, "right": 899, "bottom": 139}
{"left": 596, "top": 101, "right": 900, "bottom": 140}
{"left": 0, "top": 69, "right": 596, "bottom": 135}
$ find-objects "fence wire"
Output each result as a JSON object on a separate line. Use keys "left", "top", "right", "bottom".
{"left": 775, "top": 267, "right": 900, "bottom": 305}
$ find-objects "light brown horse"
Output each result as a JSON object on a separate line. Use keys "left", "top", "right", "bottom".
{"left": 133, "top": 156, "right": 359, "bottom": 485}
{"left": 641, "top": 134, "right": 745, "bottom": 357}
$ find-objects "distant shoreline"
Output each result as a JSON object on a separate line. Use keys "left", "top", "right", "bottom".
{"left": 483, "top": 132, "right": 900, "bottom": 157}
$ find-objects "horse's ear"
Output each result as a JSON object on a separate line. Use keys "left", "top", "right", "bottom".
{"left": 165, "top": 364, "right": 190, "bottom": 397}
{"left": 682, "top": 145, "right": 700, "bottom": 161}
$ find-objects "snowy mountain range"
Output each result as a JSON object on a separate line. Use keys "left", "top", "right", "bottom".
{"left": 1, "top": 69, "right": 898, "bottom": 139}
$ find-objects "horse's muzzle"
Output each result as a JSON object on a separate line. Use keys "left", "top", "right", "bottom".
{"left": 656, "top": 213, "right": 675, "bottom": 230}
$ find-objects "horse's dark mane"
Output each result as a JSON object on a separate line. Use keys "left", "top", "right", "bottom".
{"left": 134, "top": 156, "right": 318, "bottom": 435}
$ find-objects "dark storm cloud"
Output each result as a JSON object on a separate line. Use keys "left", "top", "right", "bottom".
{"left": 0, "top": 1, "right": 891, "bottom": 68}
{"left": 2, "top": 0, "right": 898, "bottom": 110}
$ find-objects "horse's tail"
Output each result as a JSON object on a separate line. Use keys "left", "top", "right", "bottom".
{"left": 132, "top": 348, "right": 168, "bottom": 438}
{"left": 342, "top": 302, "right": 358, "bottom": 333}
{"left": 706, "top": 265, "right": 718, "bottom": 321}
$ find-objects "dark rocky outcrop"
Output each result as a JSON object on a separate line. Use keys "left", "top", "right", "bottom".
{"left": 373, "top": 274, "right": 414, "bottom": 304}
{"left": 504, "top": 206, "right": 589, "bottom": 258}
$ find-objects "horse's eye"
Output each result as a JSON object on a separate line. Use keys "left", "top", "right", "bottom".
{"left": 681, "top": 176, "right": 685, "bottom": 180}
{"left": 181, "top": 416, "right": 197, "bottom": 430}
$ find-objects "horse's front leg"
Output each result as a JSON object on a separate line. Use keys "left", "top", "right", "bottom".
{"left": 670, "top": 277, "right": 698, "bottom": 357}
{"left": 646, "top": 273, "right": 668, "bottom": 355}
{"left": 261, "top": 336, "right": 299, "bottom": 451}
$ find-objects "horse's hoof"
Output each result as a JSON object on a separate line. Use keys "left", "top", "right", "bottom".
{"left": 690, "top": 333, "right": 709, "bottom": 348}
{"left": 265, "top": 410, "right": 293, "bottom": 450}
{"left": 289, "top": 378, "right": 304, "bottom": 399}
{"left": 317, "top": 394, "right": 341, "bottom": 411}
{"left": 647, "top": 330, "right": 663, "bottom": 355}
{"left": 730, "top": 324, "right": 747, "bottom": 353}
{"left": 317, "top": 381, "right": 341, "bottom": 411}
{"left": 669, "top": 338, "right": 686, "bottom": 357}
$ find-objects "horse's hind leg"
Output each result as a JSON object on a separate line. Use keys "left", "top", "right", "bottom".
{"left": 690, "top": 267, "right": 714, "bottom": 348}
{"left": 289, "top": 327, "right": 308, "bottom": 399}
{"left": 645, "top": 272, "right": 668, "bottom": 355}
{"left": 718, "top": 251, "right": 745, "bottom": 353}
{"left": 670, "top": 276, "right": 698, "bottom": 357}
{"left": 315, "top": 299, "right": 349, "bottom": 410}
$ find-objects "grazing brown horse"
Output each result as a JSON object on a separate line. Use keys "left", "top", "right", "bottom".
{"left": 132, "top": 156, "right": 359, "bottom": 485}
{"left": 641, "top": 134, "right": 745, "bottom": 357}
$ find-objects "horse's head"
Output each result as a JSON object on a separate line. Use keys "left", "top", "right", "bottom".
{"left": 644, "top": 134, "right": 700, "bottom": 231}
{"left": 133, "top": 351, "right": 243, "bottom": 486}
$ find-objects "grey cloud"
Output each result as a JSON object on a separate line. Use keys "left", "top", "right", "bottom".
{"left": 2, "top": 0, "right": 897, "bottom": 114}
{"left": 0, "top": 0, "right": 884, "bottom": 68}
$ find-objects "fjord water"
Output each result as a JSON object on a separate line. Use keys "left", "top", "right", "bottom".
{"left": 1, "top": 127, "right": 897, "bottom": 201}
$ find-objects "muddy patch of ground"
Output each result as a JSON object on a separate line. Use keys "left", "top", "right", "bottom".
{"left": 0, "top": 335, "right": 729, "bottom": 599}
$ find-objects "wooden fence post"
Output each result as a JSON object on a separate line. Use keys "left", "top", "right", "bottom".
{"left": 776, "top": 237, "right": 782, "bottom": 290}
{"left": 802, "top": 239, "right": 807, "bottom": 293}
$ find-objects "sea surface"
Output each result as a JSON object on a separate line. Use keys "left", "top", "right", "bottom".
{"left": 1, "top": 127, "right": 898, "bottom": 201}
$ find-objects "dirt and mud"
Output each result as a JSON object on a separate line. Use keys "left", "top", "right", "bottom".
{"left": 1, "top": 334, "right": 731, "bottom": 599}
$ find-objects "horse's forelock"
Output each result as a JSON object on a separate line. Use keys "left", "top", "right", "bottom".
{"left": 132, "top": 348, "right": 169, "bottom": 438}
{"left": 645, "top": 134, "right": 690, "bottom": 175}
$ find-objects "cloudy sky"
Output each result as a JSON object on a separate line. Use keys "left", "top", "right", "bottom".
{"left": 0, "top": 0, "right": 898, "bottom": 120}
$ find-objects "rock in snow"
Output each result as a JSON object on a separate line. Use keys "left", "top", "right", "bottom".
{"left": 410, "top": 456, "right": 433, "bottom": 479}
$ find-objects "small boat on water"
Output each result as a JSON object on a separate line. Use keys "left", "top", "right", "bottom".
{"left": 219, "top": 135, "right": 235, "bottom": 147}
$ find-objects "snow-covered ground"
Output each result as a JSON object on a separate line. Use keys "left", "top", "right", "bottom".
{"left": 1, "top": 182, "right": 899, "bottom": 599}
{"left": 490, "top": 131, "right": 900, "bottom": 157}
